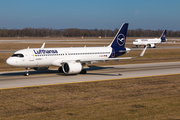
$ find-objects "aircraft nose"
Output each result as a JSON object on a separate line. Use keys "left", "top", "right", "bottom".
{"left": 6, "top": 58, "right": 15, "bottom": 66}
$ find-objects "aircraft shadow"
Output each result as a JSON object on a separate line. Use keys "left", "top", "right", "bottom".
{"left": 0, "top": 66, "right": 121, "bottom": 77}
{"left": 85, "top": 66, "right": 122, "bottom": 76}
{"left": 86, "top": 73, "right": 122, "bottom": 76}
{"left": 86, "top": 66, "right": 114, "bottom": 71}
{"left": 0, "top": 70, "right": 59, "bottom": 76}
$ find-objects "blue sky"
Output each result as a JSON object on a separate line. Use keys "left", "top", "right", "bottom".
{"left": 0, "top": 0, "right": 180, "bottom": 30}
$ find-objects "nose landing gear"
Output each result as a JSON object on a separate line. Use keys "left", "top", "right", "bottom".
{"left": 24, "top": 68, "right": 30, "bottom": 76}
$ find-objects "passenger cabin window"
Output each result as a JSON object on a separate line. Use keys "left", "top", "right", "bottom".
{"left": 11, "top": 54, "right": 24, "bottom": 58}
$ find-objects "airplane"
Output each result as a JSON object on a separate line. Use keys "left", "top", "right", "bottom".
{"left": 6, "top": 23, "right": 147, "bottom": 76}
{"left": 133, "top": 30, "right": 167, "bottom": 48}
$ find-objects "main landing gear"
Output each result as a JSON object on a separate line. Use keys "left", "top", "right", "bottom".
{"left": 58, "top": 67, "right": 63, "bottom": 73}
{"left": 136, "top": 45, "right": 140, "bottom": 48}
{"left": 24, "top": 68, "right": 30, "bottom": 76}
{"left": 80, "top": 69, "right": 87, "bottom": 74}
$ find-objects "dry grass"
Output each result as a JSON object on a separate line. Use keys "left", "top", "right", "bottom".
{"left": 0, "top": 43, "right": 106, "bottom": 50}
{"left": 0, "top": 37, "right": 178, "bottom": 40}
{"left": 0, "top": 37, "right": 114, "bottom": 40}
{"left": 0, "top": 74, "right": 180, "bottom": 119}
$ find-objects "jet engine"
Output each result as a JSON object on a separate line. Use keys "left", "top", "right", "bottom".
{"left": 149, "top": 44, "right": 155, "bottom": 48}
{"left": 33, "top": 67, "right": 49, "bottom": 70}
{"left": 62, "top": 62, "right": 82, "bottom": 74}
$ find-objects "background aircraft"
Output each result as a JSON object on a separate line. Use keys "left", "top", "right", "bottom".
{"left": 133, "top": 30, "right": 167, "bottom": 48}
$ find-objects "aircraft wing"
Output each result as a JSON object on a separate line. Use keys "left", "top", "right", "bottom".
{"left": 78, "top": 46, "right": 147, "bottom": 63}
{"left": 52, "top": 46, "right": 147, "bottom": 66}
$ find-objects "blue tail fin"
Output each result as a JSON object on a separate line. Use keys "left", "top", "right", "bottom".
{"left": 109, "top": 23, "right": 128, "bottom": 48}
{"left": 160, "top": 30, "right": 167, "bottom": 42}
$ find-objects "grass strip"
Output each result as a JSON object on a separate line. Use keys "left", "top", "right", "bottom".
{"left": 0, "top": 74, "right": 180, "bottom": 119}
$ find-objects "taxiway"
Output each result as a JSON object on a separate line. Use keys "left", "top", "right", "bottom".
{"left": 1, "top": 46, "right": 180, "bottom": 53}
{"left": 0, "top": 61, "right": 180, "bottom": 89}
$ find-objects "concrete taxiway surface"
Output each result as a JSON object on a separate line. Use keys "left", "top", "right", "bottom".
{"left": 1, "top": 39, "right": 180, "bottom": 53}
{"left": 0, "top": 61, "right": 180, "bottom": 89}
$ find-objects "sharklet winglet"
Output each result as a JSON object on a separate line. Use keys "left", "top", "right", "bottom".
{"left": 41, "top": 43, "right": 45, "bottom": 48}
{"left": 139, "top": 45, "right": 147, "bottom": 57}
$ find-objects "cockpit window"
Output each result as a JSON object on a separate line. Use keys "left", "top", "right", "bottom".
{"left": 11, "top": 54, "right": 24, "bottom": 58}
{"left": 134, "top": 40, "right": 138, "bottom": 42}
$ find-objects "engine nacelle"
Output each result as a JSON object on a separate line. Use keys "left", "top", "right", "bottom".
{"left": 62, "top": 62, "right": 82, "bottom": 74}
{"left": 33, "top": 67, "right": 49, "bottom": 70}
{"left": 149, "top": 44, "right": 155, "bottom": 48}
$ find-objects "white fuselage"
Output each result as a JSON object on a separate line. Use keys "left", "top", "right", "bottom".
{"left": 6, "top": 23, "right": 138, "bottom": 75}
{"left": 133, "top": 38, "right": 161, "bottom": 46}
{"left": 6, "top": 47, "right": 113, "bottom": 68}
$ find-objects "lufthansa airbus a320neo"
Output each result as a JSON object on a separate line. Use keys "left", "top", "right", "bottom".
{"left": 133, "top": 30, "right": 167, "bottom": 48}
{"left": 6, "top": 23, "right": 147, "bottom": 76}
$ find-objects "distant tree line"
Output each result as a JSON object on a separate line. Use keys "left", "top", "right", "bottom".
{"left": 0, "top": 27, "right": 180, "bottom": 37}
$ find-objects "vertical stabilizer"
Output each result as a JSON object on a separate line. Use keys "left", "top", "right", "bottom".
{"left": 160, "top": 30, "right": 167, "bottom": 42}
{"left": 109, "top": 23, "right": 128, "bottom": 48}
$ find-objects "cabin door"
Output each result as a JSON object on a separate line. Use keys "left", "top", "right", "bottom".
{"left": 29, "top": 50, "right": 34, "bottom": 61}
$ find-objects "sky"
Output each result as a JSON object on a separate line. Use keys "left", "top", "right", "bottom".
{"left": 0, "top": 0, "right": 180, "bottom": 31}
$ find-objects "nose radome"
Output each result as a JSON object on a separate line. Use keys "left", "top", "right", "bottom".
{"left": 6, "top": 58, "right": 15, "bottom": 66}
{"left": 6, "top": 58, "right": 11, "bottom": 66}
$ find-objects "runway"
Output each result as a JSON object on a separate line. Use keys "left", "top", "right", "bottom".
{"left": 0, "top": 39, "right": 112, "bottom": 43}
{"left": 0, "top": 61, "right": 180, "bottom": 89}
{"left": 1, "top": 39, "right": 180, "bottom": 53}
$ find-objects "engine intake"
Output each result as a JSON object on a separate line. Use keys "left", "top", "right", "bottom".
{"left": 62, "top": 62, "right": 82, "bottom": 74}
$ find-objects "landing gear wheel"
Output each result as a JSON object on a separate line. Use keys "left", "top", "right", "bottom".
{"left": 58, "top": 67, "right": 63, "bottom": 73}
{"left": 24, "top": 72, "right": 29, "bottom": 76}
{"left": 24, "top": 68, "right": 30, "bottom": 76}
{"left": 136, "top": 45, "right": 139, "bottom": 48}
{"left": 80, "top": 69, "right": 87, "bottom": 74}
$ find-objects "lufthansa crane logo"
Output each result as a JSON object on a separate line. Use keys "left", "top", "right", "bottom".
{"left": 117, "top": 34, "right": 125, "bottom": 46}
